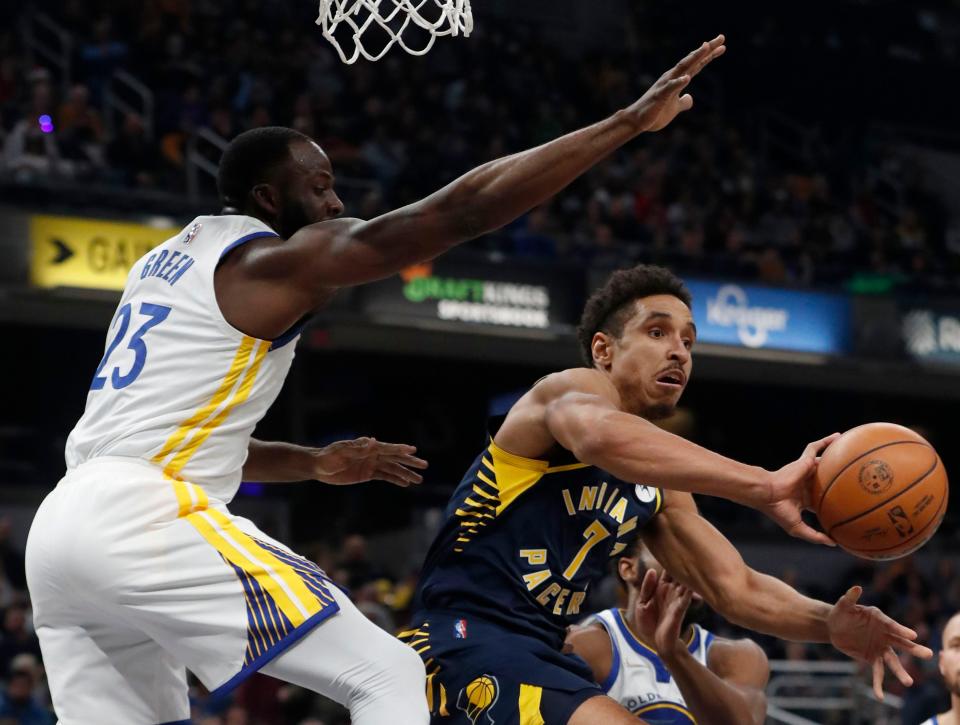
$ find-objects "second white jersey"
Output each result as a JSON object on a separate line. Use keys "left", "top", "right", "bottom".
{"left": 65, "top": 214, "right": 298, "bottom": 502}
{"left": 591, "top": 608, "right": 714, "bottom": 724}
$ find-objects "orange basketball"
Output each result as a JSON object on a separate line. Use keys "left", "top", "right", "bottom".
{"left": 811, "top": 422, "right": 949, "bottom": 560}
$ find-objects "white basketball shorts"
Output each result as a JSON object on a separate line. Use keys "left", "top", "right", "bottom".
{"left": 25, "top": 457, "right": 341, "bottom": 724}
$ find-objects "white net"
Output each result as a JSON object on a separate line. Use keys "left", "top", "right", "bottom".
{"left": 316, "top": 0, "right": 473, "bottom": 64}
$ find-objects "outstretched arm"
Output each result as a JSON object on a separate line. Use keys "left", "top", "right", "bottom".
{"left": 495, "top": 368, "right": 835, "bottom": 545}
{"left": 242, "top": 437, "right": 427, "bottom": 486}
{"left": 230, "top": 38, "right": 725, "bottom": 316}
{"left": 641, "top": 490, "right": 932, "bottom": 697}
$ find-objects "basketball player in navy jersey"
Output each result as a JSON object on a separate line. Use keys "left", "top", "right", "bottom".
{"left": 404, "top": 265, "right": 931, "bottom": 725}
{"left": 567, "top": 539, "right": 768, "bottom": 723}
{"left": 923, "top": 612, "right": 960, "bottom": 725}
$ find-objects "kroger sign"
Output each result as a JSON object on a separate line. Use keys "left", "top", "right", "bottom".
{"left": 685, "top": 280, "right": 851, "bottom": 354}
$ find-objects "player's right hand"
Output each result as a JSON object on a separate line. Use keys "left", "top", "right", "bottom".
{"left": 625, "top": 35, "right": 726, "bottom": 133}
{"left": 760, "top": 433, "right": 842, "bottom": 546}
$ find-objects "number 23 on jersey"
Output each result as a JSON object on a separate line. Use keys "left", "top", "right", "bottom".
{"left": 91, "top": 302, "right": 171, "bottom": 390}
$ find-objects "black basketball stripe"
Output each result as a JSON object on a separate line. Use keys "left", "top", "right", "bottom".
{"left": 838, "top": 483, "right": 948, "bottom": 559}
{"left": 817, "top": 439, "right": 931, "bottom": 512}
{"left": 827, "top": 455, "right": 942, "bottom": 535}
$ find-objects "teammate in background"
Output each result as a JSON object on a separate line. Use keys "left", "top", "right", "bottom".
{"left": 25, "top": 35, "right": 740, "bottom": 725}
{"left": 405, "top": 264, "right": 931, "bottom": 725}
{"left": 922, "top": 612, "right": 960, "bottom": 725}
{"left": 567, "top": 539, "right": 768, "bottom": 723}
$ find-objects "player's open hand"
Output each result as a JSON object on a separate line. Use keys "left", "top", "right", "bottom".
{"left": 625, "top": 35, "right": 726, "bottom": 133}
{"left": 762, "top": 433, "right": 841, "bottom": 546}
{"left": 634, "top": 570, "right": 693, "bottom": 659}
{"left": 312, "top": 437, "right": 428, "bottom": 487}
{"left": 827, "top": 585, "right": 933, "bottom": 699}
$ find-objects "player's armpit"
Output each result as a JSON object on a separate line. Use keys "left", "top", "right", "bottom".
{"left": 563, "top": 624, "right": 614, "bottom": 687}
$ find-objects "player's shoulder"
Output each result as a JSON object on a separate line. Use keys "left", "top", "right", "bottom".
{"left": 706, "top": 633, "right": 770, "bottom": 684}
{"left": 529, "top": 367, "right": 618, "bottom": 403}
{"left": 564, "top": 619, "right": 614, "bottom": 680}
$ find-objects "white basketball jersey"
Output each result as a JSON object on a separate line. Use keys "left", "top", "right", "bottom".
{"left": 591, "top": 608, "right": 714, "bottom": 724}
{"left": 65, "top": 215, "right": 298, "bottom": 502}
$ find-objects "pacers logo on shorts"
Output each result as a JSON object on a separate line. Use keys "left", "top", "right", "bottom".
{"left": 456, "top": 674, "right": 499, "bottom": 724}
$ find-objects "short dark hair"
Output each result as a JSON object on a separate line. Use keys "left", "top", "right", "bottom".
{"left": 216, "top": 126, "right": 309, "bottom": 209}
{"left": 577, "top": 265, "right": 692, "bottom": 367}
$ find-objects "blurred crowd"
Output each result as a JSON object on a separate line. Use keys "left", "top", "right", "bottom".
{"left": 1, "top": 1, "right": 959, "bottom": 292}
{"left": 1, "top": 511, "right": 957, "bottom": 725}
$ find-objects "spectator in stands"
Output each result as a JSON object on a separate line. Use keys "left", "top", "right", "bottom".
{"left": 0, "top": 665, "right": 52, "bottom": 725}
{"left": 3, "top": 72, "right": 71, "bottom": 182}
{"left": 0, "top": 603, "right": 42, "bottom": 679}
{"left": 57, "top": 84, "right": 105, "bottom": 169}
{"left": 106, "top": 112, "right": 161, "bottom": 187}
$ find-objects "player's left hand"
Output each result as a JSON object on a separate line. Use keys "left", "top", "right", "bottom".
{"left": 827, "top": 585, "right": 933, "bottom": 699}
{"left": 312, "top": 437, "right": 428, "bottom": 486}
{"left": 635, "top": 569, "right": 693, "bottom": 659}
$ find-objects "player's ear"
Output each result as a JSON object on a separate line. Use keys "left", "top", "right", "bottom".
{"left": 618, "top": 556, "right": 637, "bottom": 584}
{"left": 591, "top": 332, "right": 614, "bottom": 369}
{"left": 250, "top": 183, "right": 280, "bottom": 217}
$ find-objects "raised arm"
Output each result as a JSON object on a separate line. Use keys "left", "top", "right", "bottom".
{"left": 633, "top": 571, "right": 769, "bottom": 725}
{"left": 228, "top": 38, "right": 724, "bottom": 314}
{"left": 641, "top": 490, "right": 933, "bottom": 697}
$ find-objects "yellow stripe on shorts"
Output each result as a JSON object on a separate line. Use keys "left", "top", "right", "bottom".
{"left": 518, "top": 684, "right": 545, "bottom": 725}
{"left": 184, "top": 508, "right": 323, "bottom": 625}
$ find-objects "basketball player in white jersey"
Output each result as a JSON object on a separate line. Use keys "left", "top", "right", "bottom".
{"left": 923, "top": 612, "right": 960, "bottom": 725}
{"left": 568, "top": 540, "right": 768, "bottom": 723}
{"left": 23, "top": 36, "right": 745, "bottom": 725}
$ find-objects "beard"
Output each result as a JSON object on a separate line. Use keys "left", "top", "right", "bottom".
{"left": 277, "top": 197, "right": 316, "bottom": 240}
{"left": 643, "top": 402, "right": 676, "bottom": 421}
{"left": 949, "top": 670, "right": 960, "bottom": 697}
{"left": 682, "top": 599, "right": 708, "bottom": 630}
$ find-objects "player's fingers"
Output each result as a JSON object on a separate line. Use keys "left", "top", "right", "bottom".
{"left": 839, "top": 585, "right": 863, "bottom": 607}
{"left": 884, "top": 648, "right": 913, "bottom": 687}
{"left": 886, "top": 635, "right": 931, "bottom": 659}
{"left": 672, "top": 41, "right": 710, "bottom": 77}
{"left": 388, "top": 453, "right": 429, "bottom": 470}
{"left": 379, "top": 461, "right": 423, "bottom": 485}
{"left": 804, "top": 432, "right": 842, "bottom": 459}
{"left": 790, "top": 520, "right": 837, "bottom": 547}
{"left": 378, "top": 442, "right": 419, "bottom": 456}
{"left": 689, "top": 43, "right": 726, "bottom": 78}
{"left": 677, "top": 94, "right": 693, "bottom": 112}
{"left": 657, "top": 75, "right": 690, "bottom": 96}
{"left": 872, "top": 658, "right": 884, "bottom": 700}
{"left": 639, "top": 568, "right": 658, "bottom": 603}
{"left": 869, "top": 606, "right": 918, "bottom": 640}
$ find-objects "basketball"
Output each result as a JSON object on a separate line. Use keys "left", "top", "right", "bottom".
{"left": 812, "top": 423, "right": 949, "bottom": 560}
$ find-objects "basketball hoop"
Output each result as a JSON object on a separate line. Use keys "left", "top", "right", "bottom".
{"left": 317, "top": 0, "right": 473, "bottom": 64}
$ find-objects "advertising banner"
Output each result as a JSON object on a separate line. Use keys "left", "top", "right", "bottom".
{"left": 685, "top": 279, "right": 852, "bottom": 354}
{"left": 358, "top": 260, "right": 583, "bottom": 333}
{"left": 30, "top": 215, "right": 178, "bottom": 291}
{"left": 900, "top": 300, "right": 960, "bottom": 366}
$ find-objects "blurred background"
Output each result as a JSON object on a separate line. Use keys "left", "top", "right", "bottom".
{"left": 1, "top": 0, "right": 960, "bottom": 723}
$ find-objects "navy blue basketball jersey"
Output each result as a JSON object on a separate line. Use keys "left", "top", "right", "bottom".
{"left": 415, "top": 429, "right": 663, "bottom": 648}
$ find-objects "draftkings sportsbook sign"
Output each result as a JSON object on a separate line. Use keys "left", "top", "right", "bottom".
{"left": 359, "top": 261, "right": 582, "bottom": 333}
